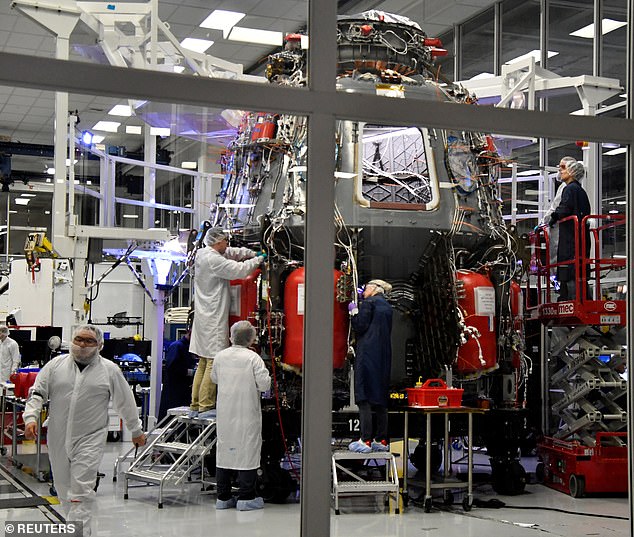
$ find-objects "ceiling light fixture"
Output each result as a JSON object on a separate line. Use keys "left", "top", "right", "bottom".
{"left": 122, "top": 214, "right": 139, "bottom": 219}
{"left": 181, "top": 161, "right": 197, "bottom": 169}
{"left": 92, "top": 121, "right": 121, "bottom": 133}
{"left": 227, "top": 26, "right": 283, "bottom": 47}
{"left": 505, "top": 50, "right": 558, "bottom": 65}
{"left": 150, "top": 127, "right": 171, "bottom": 137}
{"left": 108, "top": 104, "right": 132, "bottom": 117}
{"left": 200, "top": 10, "right": 245, "bottom": 38}
{"left": 15, "top": 198, "right": 30, "bottom": 206}
{"left": 180, "top": 38, "right": 214, "bottom": 53}
{"left": 20, "top": 193, "right": 36, "bottom": 198}
{"left": 570, "top": 19, "right": 627, "bottom": 38}
{"left": 604, "top": 147, "right": 627, "bottom": 156}
{"left": 126, "top": 126, "right": 142, "bottom": 135}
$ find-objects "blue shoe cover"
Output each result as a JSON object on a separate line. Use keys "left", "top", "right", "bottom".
{"left": 216, "top": 497, "right": 237, "bottom": 509}
{"left": 236, "top": 497, "right": 264, "bottom": 511}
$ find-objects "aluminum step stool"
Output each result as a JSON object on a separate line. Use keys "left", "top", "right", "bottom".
{"left": 123, "top": 412, "right": 217, "bottom": 508}
{"left": 331, "top": 451, "right": 400, "bottom": 514}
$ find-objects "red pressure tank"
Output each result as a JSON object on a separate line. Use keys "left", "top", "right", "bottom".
{"left": 455, "top": 270, "right": 497, "bottom": 374}
{"left": 282, "top": 267, "right": 348, "bottom": 369}
{"left": 510, "top": 280, "right": 524, "bottom": 369}
{"left": 251, "top": 113, "right": 277, "bottom": 141}
{"left": 229, "top": 269, "right": 261, "bottom": 328}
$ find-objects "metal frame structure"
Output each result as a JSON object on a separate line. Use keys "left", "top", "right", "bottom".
{"left": 0, "top": 1, "right": 632, "bottom": 536}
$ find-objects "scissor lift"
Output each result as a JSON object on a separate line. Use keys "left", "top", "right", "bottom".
{"left": 527, "top": 214, "right": 627, "bottom": 496}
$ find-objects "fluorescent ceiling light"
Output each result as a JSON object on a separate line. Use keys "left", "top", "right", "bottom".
{"left": 516, "top": 169, "right": 542, "bottom": 176}
{"left": 608, "top": 210, "right": 619, "bottom": 214}
{"left": 93, "top": 121, "right": 120, "bottom": 132}
{"left": 620, "top": 93, "right": 627, "bottom": 98}
{"left": 469, "top": 72, "right": 495, "bottom": 80}
{"left": 570, "top": 109, "right": 585, "bottom": 115}
{"left": 20, "top": 193, "right": 36, "bottom": 197}
{"left": 181, "top": 161, "right": 197, "bottom": 169}
{"left": 604, "top": 147, "right": 627, "bottom": 156}
{"left": 300, "top": 35, "right": 309, "bottom": 49}
{"left": 334, "top": 172, "right": 357, "bottom": 179}
{"left": 8, "top": 210, "right": 17, "bottom": 214}
{"left": 173, "top": 66, "right": 185, "bottom": 74}
{"left": 108, "top": 104, "right": 132, "bottom": 117}
{"left": 122, "top": 214, "right": 139, "bottom": 219}
{"left": 15, "top": 198, "right": 30, "bottom": 206}
{"left": 570, "top": 18, "right": 627, "bottom": 39}
{"left": 505, "top": 50, "right": 558, "bottom": 65}
{"left": 180, "top": 38, "right": 214, "bottom": 53}
{"left": 45, "top": 210, "right": 51, "bottom": 215}
{"left": 126, "top": 125, "right": 142, "bottom": 135}
{"left": 616, "top": 200, "right": 627, "bottom": 205}
{"left": 200, "top": 10, "right": 245, "bottom": 37}
{"left": 150, "top": 127, "right": 171, "bottom": 137}
{"left": 228, "top": 26, "right": 283, "bottom": 47}
{"left": 92, "top": 135, "right": 105, "bottom": 144}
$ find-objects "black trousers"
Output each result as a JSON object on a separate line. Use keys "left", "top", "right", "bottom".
{"left": 358, "top": 401, "right": 388, "bottom": 443}
{"left": 216, "top": 467, "right": 258, "bottom": 501}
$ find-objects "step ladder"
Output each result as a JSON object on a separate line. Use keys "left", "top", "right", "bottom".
{"left": 331, "top": 451, "right": 400, "bottom": 515}
{"left": 123, "top": 413, "right": 217, "bottom": 508}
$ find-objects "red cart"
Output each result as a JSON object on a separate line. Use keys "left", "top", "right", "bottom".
{"left": 536, "top": 432, "right": 627, "bottom": 497}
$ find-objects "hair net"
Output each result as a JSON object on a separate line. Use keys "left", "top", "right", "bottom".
{"left": 560, "top": 156, "right": 576, "bottom": 166}
{"left": 72, "top": 324, "right": 104, "bottom": 346}
{"left": 0, "top": 326, "right": 8, "bottom": 336}
{"left": 367, "top": 279, "right": 392, "bottom": 294}
{"left": 204, "top": 227, "right": 228, "bottom": 247}
{"left": 565, "top": 160, "right": 585, "bottom": 181}
{"left": 230, "top": 321, "right": 257, "bottom": 347}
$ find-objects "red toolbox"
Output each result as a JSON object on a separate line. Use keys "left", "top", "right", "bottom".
{"left": 406, "top": 378, "right": 464, "bottom": 408}
{"left": 537, "top": 432, "right": 627, "bottom": 497}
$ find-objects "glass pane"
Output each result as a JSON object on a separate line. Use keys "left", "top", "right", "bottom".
{"left": 501, "top": 0, "right": 540, "bottom": 66}
{"left": 603, "top": 0, "right": 628, "bottom": 105}
{"left": 549, "top": 0, "right": 594, "bottom": 76}
{"left": 461, "top": 7, "right": 495, "bottom": 80}
{"left": 3, "top": 1, "right": 307, "bottom": 89}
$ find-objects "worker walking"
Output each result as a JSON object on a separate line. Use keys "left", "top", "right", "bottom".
{"left": 189, "top": 228, "right": 265, "bottom": 419}
{"left": 0, "top": 326, "right": 20, "bottom": 383}
{"left": 348, "top": 279, "right": 393, "bottom": 453}
{"left": 24, "top": 325, "right": 146, "bottom": 536}
{"left": 211, "top": 321, "right": 271, "bottom": 511}
{"left": 548, "top": 160, "right": 591, "bottom": 301}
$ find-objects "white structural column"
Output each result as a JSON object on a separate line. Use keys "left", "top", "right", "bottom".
{"left": 301, "top": 0, "right": 337, "bottom": 534}
{"left": 143, "top": 126, "right": 157, "bottom": 228}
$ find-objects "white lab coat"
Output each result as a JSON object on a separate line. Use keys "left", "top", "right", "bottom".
{"left": 23, "top": 354, "right": 142, "bottom": 535}
{"left": 0, "top": 337, "right": 20, "bottom": 383}
{"left": 211, "top": 345, "right": 271, "bottom": 470}
{"left": 189, "top": 246, "right": 261, "bottom": 359}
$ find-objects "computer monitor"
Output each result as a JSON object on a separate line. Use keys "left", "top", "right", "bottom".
{"left": 19, "top": 340, "right": 50, "bottom": 367}
{"left": 9, "top": 329, "right": 32, "bottom": 343}
{"left": 35, "top": 326, "right": 63, "bottom": 342}
{"left": 101, "top": 339, "right": 152, "bottom": 362}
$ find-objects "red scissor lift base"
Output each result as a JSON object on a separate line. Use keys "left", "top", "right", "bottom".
{"left": 537, "top": 433, "right": 627, "bottom": 497}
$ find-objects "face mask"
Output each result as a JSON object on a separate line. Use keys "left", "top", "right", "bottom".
{"left": 71, "top": 343, "right": 99, "bottom": 364}
{"left": 556, "top": 171, "right": 563, "bottom": 182}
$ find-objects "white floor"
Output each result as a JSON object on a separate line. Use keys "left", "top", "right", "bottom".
{"left": 0, "top": 442, "right": 629, "bottom": 537}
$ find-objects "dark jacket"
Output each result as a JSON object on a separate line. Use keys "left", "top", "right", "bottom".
{"left": 351, "top": 294, "right": 393, "bottom": 406}
{"left": 549, "top": 180, "right": 591, "bottom": 282}
{"left": 158, "top": 336, "right": 195, "bottom": 420}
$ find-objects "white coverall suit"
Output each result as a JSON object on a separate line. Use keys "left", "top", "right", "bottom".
{"left": 211, "top": 345, "right": 271, "bottom": 470}
{"left": 189, "top": 246, "right": 261, "bottom": 412}
{"left": 23, "top": 355, "right": 142, "bottom": 535}
{"left": 0, "top": 336, "right": 20, "bottom": 383}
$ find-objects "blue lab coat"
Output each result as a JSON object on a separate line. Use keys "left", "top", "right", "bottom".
{"left": 351, "top": 294, "right": 393, "bottom": 406}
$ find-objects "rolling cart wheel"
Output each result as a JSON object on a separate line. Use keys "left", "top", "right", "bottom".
{"left": 49, "top": 485, "right": 57, "bottom": 497}
{"left": 424, "top": 497, "right": 433, "bottom": 513}
{"left": 0, "top": 447, "right": 6, "bottom": 456}
{"left": 112, "top": 476, "right": 117, "bottom": 483}
{"left": 462, "top": 497, "right": 472, "bottom": 512}
{"left": 443, "top": 491, "right": 454, "bottom": 505}
{"left": 569, "top": 474, "right": 585, "bottom": 498}
{"left": 395, "top": 508, "right": 400, "bottom": 515}
{"left": 123, "top": 493, "right": 128, "bottom": 500}
{"left": 158, "top": 502, "right": 163, "bottom": 509}
{"left": 402, "top": 491, "right": 409, "bottom": 507}
{"left": 335, "top": 509, "right": 340, "bottom": 515}
{"left": 535, "top": 462, "right": 545, "bottom": 484}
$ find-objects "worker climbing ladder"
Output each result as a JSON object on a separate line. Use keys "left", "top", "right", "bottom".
{"left": 528, "top": 214, "right": 627, "bottom": 496}
{"left": 123, "top": 412, "right": 217, "bottom": 508}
